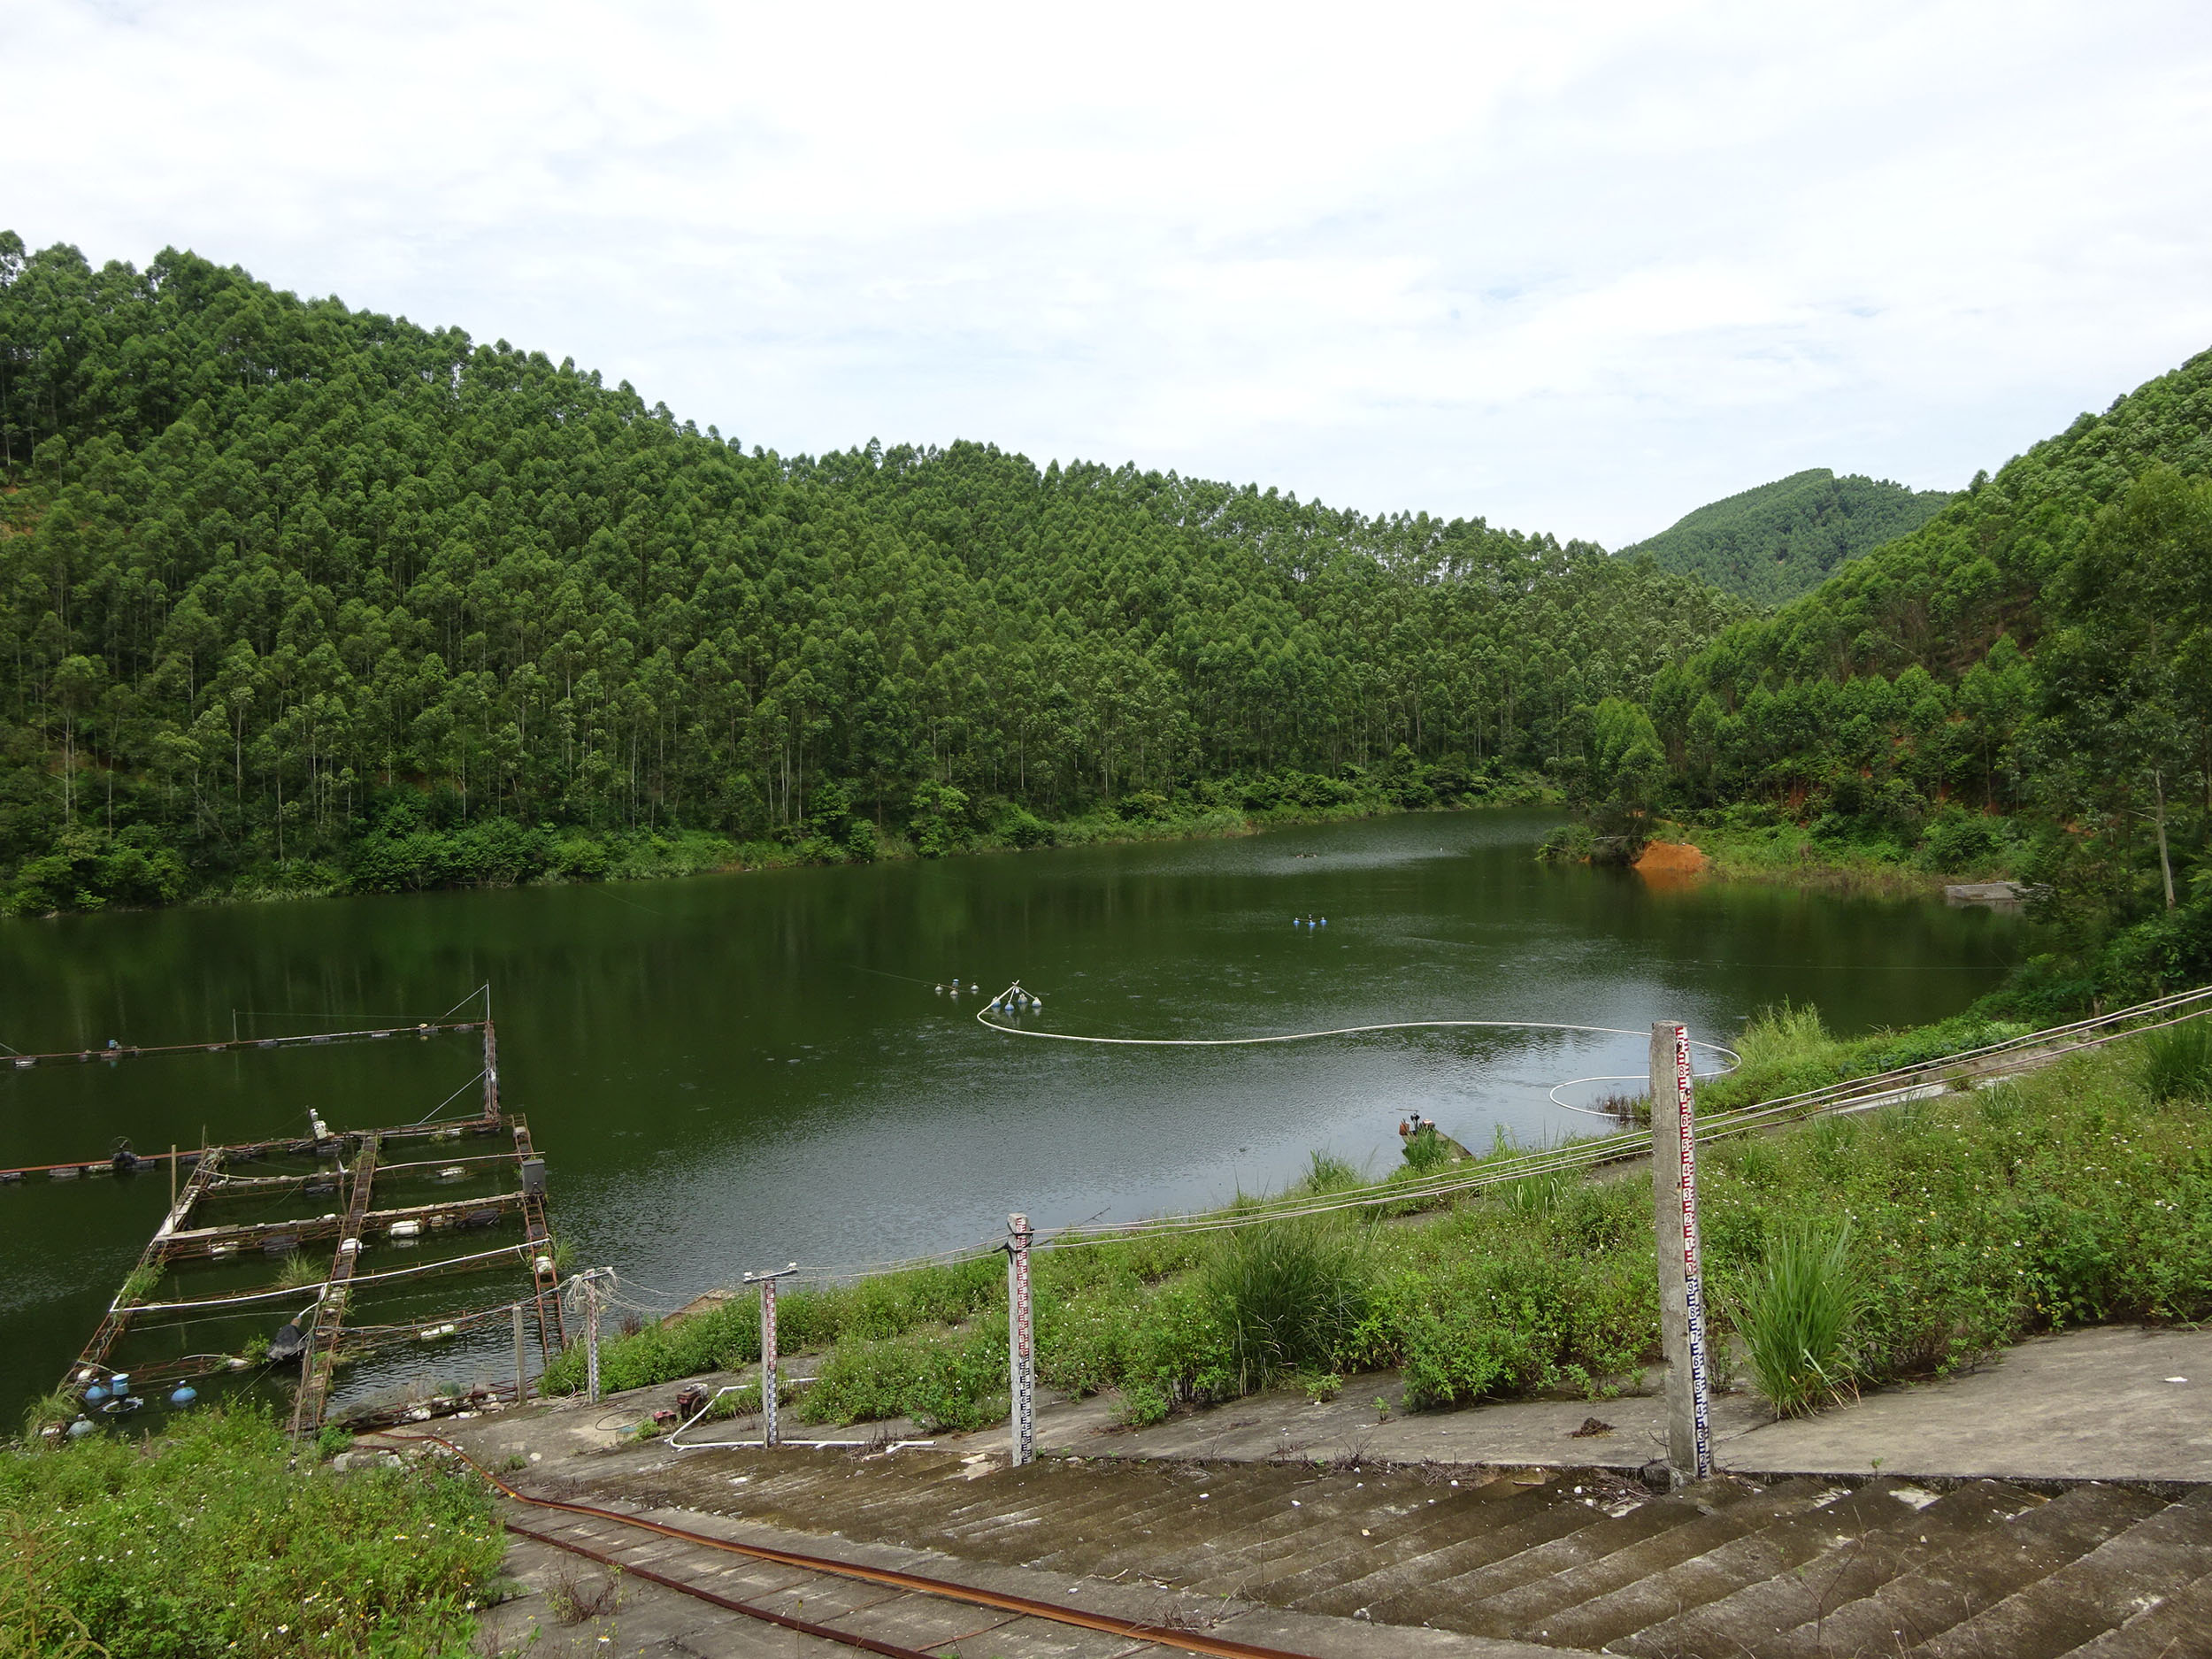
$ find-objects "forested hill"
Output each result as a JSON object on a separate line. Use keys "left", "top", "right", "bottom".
{"left": 0, "top": 234, "right": 1743, "bottom": 911}
{"left": 1578, "top": 346, "right": 2212, "bottom": 1010}
{"left": 1620, "top": 469, "right": 1955, "bottom": 603}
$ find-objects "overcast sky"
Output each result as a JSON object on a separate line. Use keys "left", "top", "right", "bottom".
{"left": 12, "top": 0, "right": 2212, "bottom": 545}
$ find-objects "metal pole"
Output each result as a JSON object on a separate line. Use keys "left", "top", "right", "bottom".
{"left": 1007, "top": 1212, "right": 1035, "bottom": 1467}
{"left": 169, "top": 1144, "right": 177, "bottom": 1212}
{"left": 1650, "top": 1021, "right": 1713, "bottom": 1485}
{"left": 512, "top": 1302, "right": 530, "bottom": 1407}
{"left": 744, "top": 1266, "right": 798, "bottom": 1447}
{"left": 584, "top": 1274, "right": 602, "bottom": 1405}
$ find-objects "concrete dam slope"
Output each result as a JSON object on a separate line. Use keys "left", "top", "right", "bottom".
{"left": 403, "top": 1321, "right": 2212, "bottom": 1657}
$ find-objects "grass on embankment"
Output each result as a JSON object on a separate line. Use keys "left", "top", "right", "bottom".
{"left": 547, "top": 1012, "right": 2212, "bottom": 1431}
{"left": 0, "top": 1407, "right": 502, "bottom": 1656}
{"left": 1663, "top": 802, "right": 2024, "bottom": 900}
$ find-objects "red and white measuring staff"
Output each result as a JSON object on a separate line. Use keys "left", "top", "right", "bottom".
{"left": 1007, "top": 1213, "right": 1036, "bottom": 1467}
{"left": 1671, "top": 1023, "right": 1714, "bottom": 1481}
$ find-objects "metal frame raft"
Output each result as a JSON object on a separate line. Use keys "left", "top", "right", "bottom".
{"left": 35, "top": 1015, "right": 568, "bottom": 1436}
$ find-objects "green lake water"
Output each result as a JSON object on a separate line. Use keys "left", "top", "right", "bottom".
{"left": 0, "top": 809, "right": 2027, "bottom": 1425}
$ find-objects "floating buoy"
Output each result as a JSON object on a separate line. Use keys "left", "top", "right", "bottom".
{"left": 436, "top": 1165, "right": 466, "bottom": 1181}
{"left": 67, "top": 1417, "right": 95, "bottom": 1439}
{"left": 169, "top": 1386, "right": 197, "bottom": 1408}
{"left": 84, "top": 1385, "right": 108, "bottom": 1405}
{"left": 389, "top": 1220, "right": 422, "bottom": 1240}
{"left": 1319, "top": 918, "right": 1327, "bottom": 926}
{"left": 110, "top": 1373, "right": 129, "bottom": 1394}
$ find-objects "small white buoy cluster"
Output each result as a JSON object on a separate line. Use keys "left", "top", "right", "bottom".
{"left": 1293, "top": 915, "right": 1329, "bottom": 927}
{"left": 989, "top": 987, "right": 1043, "bottom": 1014}
{"left": 933, "top": 978, "right": 970, "bottom": 995}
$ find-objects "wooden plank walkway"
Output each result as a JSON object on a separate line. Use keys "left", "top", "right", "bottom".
{"left": 514, "top": 1118, "right": 568, "bottom": 1361}
{"left": 158, "top": 1189, "right": 526, "bottom": 1260}
{"left": 62, "top": 1143, "right": 227, "bottom": 1398}
{"left": 288, "top": 1133, "right": 380, "bottom": 1436}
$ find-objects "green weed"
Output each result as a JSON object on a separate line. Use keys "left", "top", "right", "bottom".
{"left": 2139, "top": 1014, "right": 2212, "bottom": 1102}
{"left": 0, "top": 1406, "right": 499, "bottom": 1655}
{"left": 1733, "top": 1221, "right": 1862, "bottom": 1417}
{"left": 1298, "top": 1150, "right": 1363, "bottom": 1194}
{"left": 1202, "top": 1217, "right": 1373, "bottom": 1392}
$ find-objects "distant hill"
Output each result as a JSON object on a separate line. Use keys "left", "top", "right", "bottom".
{"left": 1621, "top": 469, "right": 1955, "bottom": 603}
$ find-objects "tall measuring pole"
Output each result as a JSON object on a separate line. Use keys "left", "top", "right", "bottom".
{"left": 1651, "top": 1022, "right": 1713, "bottom": 1486}
{"left": 745, "top": 1266, "right": 798, "bottom": 1447}
{"left": 582, "top": 1271, "right": 603, "bottom": 1404}
{"left": 1007, "top": 1213, "right": 1036, "bottom": 1467}
{"left": 512, "top": 1303, "right": 530, "bottom": 1407}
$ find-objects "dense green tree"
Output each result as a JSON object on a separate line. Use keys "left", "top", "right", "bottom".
{"left": 0, "top": 237, "right": 1742, "bottom": 910}
{"left": 1631, "top": 354, "right": 2212, "bottom": 1002}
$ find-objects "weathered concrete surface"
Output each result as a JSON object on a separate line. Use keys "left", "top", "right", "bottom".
{"left": 412, "top": 1322, "right": 2212, "bottom": 1656}
{"left": 1722, "top": 1325, "right": 2212, "bottom": 1485}
{"left": 476, "top": 1486, "right": 1589, "bottom": 1657}
{"left": 419, "top": 1321, "right": 2212, "bottom": 1491}
{"left": 1027, "top": 1324, "right": 2212, "bottom": 1486}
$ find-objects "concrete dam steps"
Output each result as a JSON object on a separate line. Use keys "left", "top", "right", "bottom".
{"left": 528, "top": 1442, "right": 2212, "bottom": 1657}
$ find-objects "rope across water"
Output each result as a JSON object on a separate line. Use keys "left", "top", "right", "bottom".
{"left": 972, "top": 985, "right": 1741, "bottom": 1116}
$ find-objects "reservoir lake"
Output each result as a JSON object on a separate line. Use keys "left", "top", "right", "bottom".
{"left": 0, "top": 809, "right": 2027, "bottom": 1422}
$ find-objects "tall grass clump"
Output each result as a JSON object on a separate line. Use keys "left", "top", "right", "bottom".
{"left": 1202, "top": 1216, "right": 1373, "bottom": 1393}
{"left": 1297, "top": 1149, "right": 1363, "bottom": 1194}
{"left": 1733, "top": 1221, "right": 1862, "bottom": 1417}
{"left": 2140, "top": 1014, "right": 2212, "bottom": 1102}
{"left": 1400, "top": 1127, "right": 1455, "bottom": 1174}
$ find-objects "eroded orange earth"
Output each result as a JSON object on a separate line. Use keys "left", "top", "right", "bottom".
{"left": 1634, "top": 839, "right": 1709, "bottom": 887}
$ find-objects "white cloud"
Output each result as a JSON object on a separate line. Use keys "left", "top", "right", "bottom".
{"left": 11, "top": 0, "right": 2212, "bottom": 543}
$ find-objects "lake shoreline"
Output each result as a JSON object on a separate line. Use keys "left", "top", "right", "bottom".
{"left": 8, "top": 784, "right": 1567, "bottom": 921}
{"left": 1647, "top": 820, "right": 2018, "bottom": 902}
{"left": 536, "top": 1035, "right": 2194, "bottom": 1455}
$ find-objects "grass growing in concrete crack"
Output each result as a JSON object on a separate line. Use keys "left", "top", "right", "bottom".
{"left": 547, "top": 1039, "right": 2212, "bottom": 1432}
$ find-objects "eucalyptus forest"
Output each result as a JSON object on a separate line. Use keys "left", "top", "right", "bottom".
{"left": 3, "top": 232, "right": 2208, "bottom": 1009}
{"left": 0, "top": 234, "right": 1739, "bottom": 907}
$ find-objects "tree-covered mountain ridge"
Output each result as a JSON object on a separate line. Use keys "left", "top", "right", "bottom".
{"left": 1621, "top": 467, "right": 1955, "bottom": 603}
{"left": 1564, "top": 342, "right": 2212, "bottom": 1013}
{"left": 0, "top": 234, "right": 1747, "bottom": 912}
